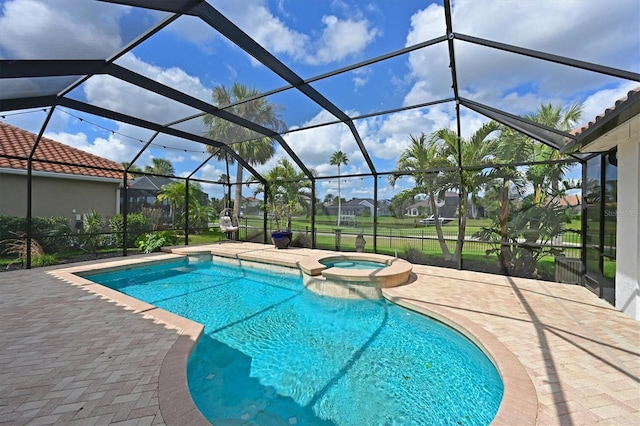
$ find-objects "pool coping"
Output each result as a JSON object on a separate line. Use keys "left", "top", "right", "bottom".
{"left": 50, "top": 248, "right": 537, "bottom": 425}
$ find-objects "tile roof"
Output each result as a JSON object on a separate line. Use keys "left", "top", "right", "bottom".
{"left": 547, "top": 194, "right": 581, "bottom": 207}
{"left": 572, "top": 86, "right": 640, "bottom": 137}
{"left": 0, "top": 121, "right": 125, "bottom": 180}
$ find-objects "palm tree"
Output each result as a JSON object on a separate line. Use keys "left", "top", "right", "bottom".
{"left": 476, "top": 103, "right": 583, "bottom": 275}
{"left": 156, "top": 181, "right": 186, "bottom": 226}
{"left": 254, "top": 158, "right": 312, "bottom": 231}
{"left": 122, "top": 162, "right": 143, "bottom": 176}
{"left": 329, "top": 150, "right": 349, "bottom": 226}
{"left": 203, "top": 83, "right": 287, "bottom": 219}
{"left": 480, "top": 126, "right": 531, "bottom": 270}
{"left": 390, "top": 133, "right": 454, "bottom": 259}
{"left": 429, "top": 122, "right": 501, "bottom": 261}
{"left": 144, "top": 158, "right": 175, "bottom": 176}
{"left": 185, "top": 197, "right": 215, "bottom": 234}
{"left": 525, "top": 102, "right": 583, "bottom": 198}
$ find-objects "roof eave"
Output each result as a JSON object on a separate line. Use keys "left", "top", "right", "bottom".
{"left": 576, "top": 91, "right": 640, "bottom": 153}
{"left": 0, "top": 167, "right": 124, "bottom": 184}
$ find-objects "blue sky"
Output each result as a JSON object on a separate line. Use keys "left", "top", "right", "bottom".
{"left": 1, "top": 0, "right": 638, "bottom": 202}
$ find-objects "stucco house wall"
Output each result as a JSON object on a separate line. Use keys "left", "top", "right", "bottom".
{"left": 0, "top": 170, "right": 121, "bottom": 225}
{"left": 0, "top": 121, "right": 126, "bottom": 228}
{"left": 614, "top": 117, "right": 639, "bottom": 319}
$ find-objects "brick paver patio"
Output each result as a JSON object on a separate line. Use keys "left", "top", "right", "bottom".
{"left": 0, "top": 243, "right": 638, "bottom": 425}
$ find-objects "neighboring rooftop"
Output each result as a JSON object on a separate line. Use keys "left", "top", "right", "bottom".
{"left": 128, "top": 175, "right": 175, "bottom": 191}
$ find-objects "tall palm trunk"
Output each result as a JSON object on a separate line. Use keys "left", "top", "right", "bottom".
{"left": 234, "top": 165, "right": 244, "bottom": 219}
{"left": 453, "top": 190, "right": 468, "bottom": 261}
{"left": 498, "top": 179, "right": 512, "bottom": 271}
{"left": 336, "top": 166, "right": 342, "bottom": 227}
{"left": 430, "top": 190, "right": 452, "bottom": 261}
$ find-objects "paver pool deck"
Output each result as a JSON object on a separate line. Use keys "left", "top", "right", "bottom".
{"left": 0, "top": 242, "right": 638, "bottom": 425}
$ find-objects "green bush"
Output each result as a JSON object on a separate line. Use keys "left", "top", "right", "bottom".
{"left": 0, "top": 215, "right": 72, "bottom": 254}
{"left": 135, "top": 231, "right": 179, "bottom": 253}
{"left": 110, "top": 213, "right": 152, "bottom": 248}
{"left": 80, "top": 210, "right": 105, "bottom": 257}
{"left": 0, "top": 215, "right": 24, "bottom": 241}
{"left": 32, "top": 254, "right": 58, "bottom": 267}
{"left": 33, "top": 216, "right": 73, "bottom": 254}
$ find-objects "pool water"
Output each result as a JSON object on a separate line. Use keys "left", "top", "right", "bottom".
{"left": 321, "top": 260, "right": 386, "bottom": 270}
{"left": 85, "top": 259, "right": 503, "bottom": 425}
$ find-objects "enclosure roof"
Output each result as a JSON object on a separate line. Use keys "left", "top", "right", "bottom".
{"left": 0, "top": 0, "right": 639, "bottom": 187}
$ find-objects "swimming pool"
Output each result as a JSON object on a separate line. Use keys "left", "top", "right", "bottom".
{"left": 85, "top": 258, "right": 503, "bottom": 425}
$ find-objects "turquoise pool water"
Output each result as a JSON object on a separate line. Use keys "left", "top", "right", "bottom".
{"left": 321, "top": 259, "right": 386, "bottom": 270}
{"left": 85, "top": 259, "right": 503, "bottom": 425}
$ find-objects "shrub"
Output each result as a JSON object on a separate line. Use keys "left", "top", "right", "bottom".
{"left": 32, "top": 254, "right": 58, "bottom": 267}
{"left": 0, "top": 215, "right": 71, "bottom": 254}
{"left": 404, "top": 247, "right": 430, "bottom": 264}
{"left": 0, "top": 215, "right": 25, "bottom": 243}
{"left": 290, "top": 232, "right": 311, "bottom": 248}
{"left": 1, "top": 231, "right": 44, "bottom": 264}
{"left": 135, "top": 231, "right": 179, "bottom": 253}
{"left": 33, "top": 216, "right": 73, "bottom": 254}
{"left": 80, "top": 210, "right": 105, "bottom": 257}
{"left": 110, "top": 213, "right": 152, "bottom": 248}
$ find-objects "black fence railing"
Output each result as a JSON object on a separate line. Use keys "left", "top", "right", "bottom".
{"left": 2, "top": 216, "right": 582, "bottom": 282}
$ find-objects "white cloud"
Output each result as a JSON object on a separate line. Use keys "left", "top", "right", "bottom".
{"left": 206, "top": 0, "right": 308, "bottom": 62}
{"left": 165, "top": 15, "right": 218, "bottom": 54}
{"left": 0, "top": 0, "right": 127, "bottom": 59}
{"left": 403, "top": 0, "right": 640, "bottom": 115}
{"left": 580, "top": 82, "right": 640, "bottom": 127}
{"left": 104, "top": 53, "right": 211, "bottom": 112}
{"left": 200, "top": 0, "right": 378, "bottom": 66}
{"left": 44, "top": 131, "right": 144, "bottom": 164}
{"left": 311, "top": 15, "right": 379, "bottom": 65}
{"left": 352, "top": 68, "right": 371, "bottom": 91}
{"left": 450, "top": 0, "right": 638, "bottom": 69}
{"left": 406, "top": 3, "right": 446, "bottom": 46}
{"left": 280, "top": 110, "right": 365, "bottom": 175}
{"left": 80, "top": 53, "right": 215, "bottom": 157}
{"left": 199, "top": 164, "right": 226, "bottom": 182}
{"left": 41, "top": 47, "right": 219, "bottom": 169}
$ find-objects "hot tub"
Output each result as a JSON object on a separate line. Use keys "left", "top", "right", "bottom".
{"left": 298, "top": 253, "right": 413, "bottom": 299}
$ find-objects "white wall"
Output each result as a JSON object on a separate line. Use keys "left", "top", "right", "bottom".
{"left": 615, "top": 137, "right": 640, "bottom": 319}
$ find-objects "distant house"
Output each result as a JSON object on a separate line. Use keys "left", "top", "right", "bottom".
{"left": 547, "top": 193, "right": 581, "bottom": 215}
{"left": 125, "top": 175, "right": 210, "bottom": 221}
{"left": 406, "top": 200, "right": 431, "bottom": 217}
{"left": 0, "top": 122, "right": 127, "bottom": 226}
{"left": 125, "top": 175, "right": 174, "bottom": 220}
{"left": 406, "top": 192, "right": 462, "bottom": 218}
{"left": 241, "top": 196, "right": 261, "bottom": 216}
{"left": 325, "top": 198, "right": 391, "bottom": 217}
